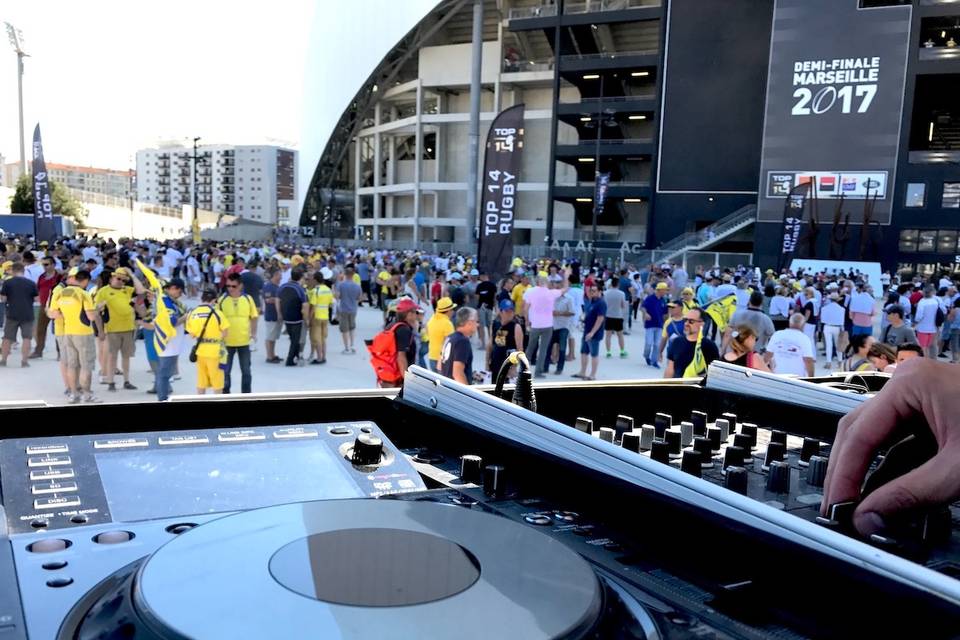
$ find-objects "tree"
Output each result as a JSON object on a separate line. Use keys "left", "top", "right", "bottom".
{"left": 9, "top": 174, "right": 87, "bottom": 229}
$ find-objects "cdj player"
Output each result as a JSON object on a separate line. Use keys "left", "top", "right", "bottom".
{"left": 1, "top": 365, "right": 960, "bottom": 639}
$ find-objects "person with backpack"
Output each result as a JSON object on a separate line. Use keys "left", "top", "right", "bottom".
{"left": 217, "top": 272, "right": 259, "bottom": 393}
{"left": 367, "top": 297, "right": 420, "bottom": 388}
{"left": 186, "top": 288, "right": 230, "bottom": 395}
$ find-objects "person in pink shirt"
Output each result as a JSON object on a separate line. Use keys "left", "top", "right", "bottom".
{"left": 522, "top": 275, "right": 568, "bottom": 377}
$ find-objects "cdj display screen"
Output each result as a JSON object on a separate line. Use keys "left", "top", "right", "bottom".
{"left": 95, "top": 440, "right": 364, "bottom": 522}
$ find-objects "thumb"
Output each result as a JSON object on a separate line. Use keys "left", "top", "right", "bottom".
{"left": 853, "top": 452, "right": 960, "bottom": 537}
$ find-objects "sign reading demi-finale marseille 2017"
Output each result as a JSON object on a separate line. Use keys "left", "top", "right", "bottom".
{"left": 477, "top": 104, "right": 525, "bottom": 282}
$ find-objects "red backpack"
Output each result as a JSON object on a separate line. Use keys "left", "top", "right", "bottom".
{"left": 366, "top": 323, "right": 407, "bottom": 385}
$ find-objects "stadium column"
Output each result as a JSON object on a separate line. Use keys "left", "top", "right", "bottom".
{"left": 414, "top": 79, "right": 423, "bottom": 244}
{"left": 373, "top": 102, "right": 382, "bottom": 242}
{"left": 354, "top": 137, "right": 361, "bottom": 240}
{"left": 465, "top": 0, "right": 483, "bottom": 246}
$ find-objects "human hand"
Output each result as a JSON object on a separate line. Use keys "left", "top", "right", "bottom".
{"left": 821, "top": 358, "right": 960, "bottom": 536}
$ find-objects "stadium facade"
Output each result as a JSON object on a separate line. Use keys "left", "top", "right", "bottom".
{"left": 302, "top": 0, "right": 960, "bottom": 275}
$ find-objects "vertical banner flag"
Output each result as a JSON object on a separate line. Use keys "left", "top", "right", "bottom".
{"left": 594, "top": 172, "right": 611, "bottom": 217}
{"left": 477, "top": 104, "right": 525, "bottom": 282}
{"left": 777, "top": 181, "right": 811, "bottom": 272}
{"left": 32, "top": 125, "right": 57, "bottom": 243}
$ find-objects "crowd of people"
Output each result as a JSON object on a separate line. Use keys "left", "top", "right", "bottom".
{"left": 1, "top": 232, "right": 959, "bottom": 403}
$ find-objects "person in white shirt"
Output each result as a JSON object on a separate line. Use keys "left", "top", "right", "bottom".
{"left": 768, "top": 286, "right": 794, "bottom": 331}
{"left": 914, "top": 285, "right": 943, "bottom": 358}
{"left": 21, "top": 251, "right": 44, "bottom": 284}
{"left": 766, "top": 313, "right": 815, "bottom": 376}
{"left": 820, "top": 292, "right": 846, "bottom": 368}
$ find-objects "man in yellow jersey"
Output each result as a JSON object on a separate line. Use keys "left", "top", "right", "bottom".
{"left": 426, "top": 297, "right": 456, "bottom": 372}
{"left": 187, "top": 288, "right": 230, "bottom": 394}
{"left": 216, "top": 273, "right": 257, "bottom": 393}
{"left": 47, "top": 269, "right": 102, "bottom": 403}
{"left": 94, "top": 267, "right": 146, "bottom": 392}
{"left": 308, "top": 268, "right": 334, "bottom": 364}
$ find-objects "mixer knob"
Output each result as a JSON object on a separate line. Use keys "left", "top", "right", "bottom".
{"left": 693, "top": 437, "right": 714, "bottom": 468}
{"left": 707, "top": 426, "right": 722, "bottom": 452}
{"left": 766, "top": 460, "right": 791, "bottom": 494}
{"left": 806, "top": 455, "right": 829, "bottom": 488}
{"left": 724, "top": 467, "right": 748, "bottom": 495}
{"left": 740, "top": 423, "right": 758, "bottom": 448}
{"left": 654, "top": 413, "right": 672, "bottom": 439}
{"left": 733, "top": 433, "right": 753, "bottom": 455}
{"left": 574, "top": 418, "right": 594, "bottom": 435}
{"left": 664, "top": 429, "right": 682, "bottom": 458}
{"left": 721, "top": 412, "right": 738, "bottom": 435}
{"left": 460, "top": 455, "right": 483, "bottom": 484}
{"left": 690, "top": 411, "right": 708, "bottom": 438}
{"left": 483, "top": 464, "right": 507, "bottom": 498}
{"left": 639, "top": 425, "right": 655, "bottom": 451}
{"left": 799, "top": 438, "right": 821, "bottom": 466}
{"left": 650, "top": 440, "right": 671, "bottom": 464}
{"left": 621, "top": 431, "right": 642, "bottom": 454}
{"left": 615, "top": 415, "right": 635, "bottom": 437}
{"left": 762, "top": 441, "right": 786, "bottom": 471}
{"left": 722, "top": 445, "right": 745, "bottom": 473}
{"left": 679, "top": 421, "right": 694, "bottom": 447}
{"left": 769, "top": 430, "right": 787, "bottom": 447}
{"left": 351, "top": 434, "right": 384, "bottom": 466}
{"left": 714, "top": 419, "right": 730, "bottom": 443}
{"left": 599, "top": 427, "right": 616, "bottom": 443}
{"left": 681, "top": 450, "right": 702, "bottom": 477}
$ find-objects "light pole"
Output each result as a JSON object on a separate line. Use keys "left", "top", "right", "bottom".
{"left": 5, "top": 22, "right": 29, "bottom": 177}
{"left": 193, "top": 137, "right": 201, "bottom": 237}
{"left": 584, "top": 75, "right": 615, "bottom": 267}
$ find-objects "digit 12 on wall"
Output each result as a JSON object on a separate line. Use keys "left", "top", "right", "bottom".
{"left": 792, "top": 85, "right": 877, "bottom": 116}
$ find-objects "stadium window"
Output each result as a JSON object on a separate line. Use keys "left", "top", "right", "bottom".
{"left": 905, "top": 182, "right": 926, "bottom": 208}
{"left": 918, "top": 230, "right": 937, "bottom": 252}
{"left": 943, "top": 183, "right": 960, "bottom": 209}
{"left": 899, "top": 229, "right": 918, "bottom": 252}
{"left": 938, "top": 229, "right": 958, "bottom": 254}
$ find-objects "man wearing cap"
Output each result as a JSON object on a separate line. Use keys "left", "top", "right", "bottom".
{"left": 642, "top": 282, "right": 669, "bottom": 368}
{"left": 383, "top": 298, "right": 420, "bottom": 385}
{"left": 0, "top": 263, "right": 38, "bottom": 368}
{"left": 154, "top": 278, "right": 189, "bottom": 402}
{"left": 48, "top": 269, "right": 102, "bottom": 403}
{"left": 427, "top": 297, "right": 457, "bottom": 372}
{"left": 657, "top": 301, "right": 685, "bottom": 363}
{"left": 94, "top": 266, "right": 146, "bottom": 391}
{"left": 488, "top": 299, "right": 523, "bottom": 378}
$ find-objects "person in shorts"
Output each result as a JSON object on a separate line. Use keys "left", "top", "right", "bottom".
{"left": 262, "top": 268, "right": 283, "bottom": 363}
{"left": 573, "top": 283, "right": 606, "bottom": 380}
{"left": 186, "top": 288, "right": 230, "bottom": 394}
{"left": 0, "top": 262, "right": 38, "bottom": 368}
{"left": 335, "top": 266, "right": 362, "bottom": 354}
{"left": 95, "top": 267, "right": 146, "bottom": 391}
{"left": 47, "top": 269, "right": 102, "bottom": 403}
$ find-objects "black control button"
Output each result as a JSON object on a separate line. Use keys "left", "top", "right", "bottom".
{"left": 724, "top": 466, "right": 748, "bottom": 495}
{"left": 614, "top": 415, "right": 634, "bottom": 437}
{"left": 740, "top": 423, "right": 758, "bottom": 448}
{"left": 800, "top": 438, "right": 821, "bottom": 466}
{"left": 70, "top": 514, "right": 88, "bottom": 525}
{"left": 707, "top": 426, "right": 722, "bottom": 452}
{"left": 360, "top": 427, "right": 373, "bottom": 434}
{"left": 459, "top": 455, "right": 483, "bottom": 484}
{"left": 690, "top": 411, "right": 708, "bottom": 437}
{"left": 598, "top": 427, "right": 616, "bottom": 443}
{"left": 165, "top": 522, "right": 198, "bottom": 535}
{"left": 639, "top": 425, "right": 655, "bottom": 450}
{"left": 42, "top": 561, "right": 68, "bottom": 571}
{"left": 351, "top": 434, "right": 384, "bottom": 466}
{"left": 769, "top": 430, "right": 787, "bottom": 447}
{"left": 621, "top": 431, "right": 641, "bottom": 453}
{"left": 483, "top": 464, "right": 507, "bottom": 498}
{"left": 93, "top": 531, "right": 135, "bottom": 545}
{"left": 681, "top": 450, "right": 702, "bottom": 477}
{"left": 553, "top": 511, "right": 578, "bottom": 523}
{"left": 413, "top": 449, "right": 444, "bottom": 464}
{"left": 650, "top": 440, "right": 671, "bottom": 464}
{"left": 714, "top": 418, "right": 730, "bottom": 443}
{"left": 27, "top": 539, "right": 71, "bottom": 553}
{"left": 524, "top": 514, "right": 552, "bottom": 526}
{"left": 721, "top": 412, "right": 738, "bottom": 434}
{"left": 733, "top": 433, "right": 753, "bottom": 454}
{"left": 767, "top": 460, "right": 791, "bottom": 494}
{"left": 574, "top": 417, "right": 594, "bottom": 434}
{"left": 654, "top": 413, "right": 672, "bottom": 439}
{"left": 763, "top": 441, "right": 786, "bottom": 470}
{"left": 806, "top": 455, "right": 829, "bottom": 488}
{"left": 30, "top": 519, "right": 48, "bottom": 529}
{"left": 45, "top": 576, "right": 73, "bottom": 588}
{"left": 329, "top": 427, "right": 352, "bottom": 436}
{"left": 722, "top": 445, "right": 746, "bottom": 472}
{"left": 693, "top": 437, "right": 714, "bottom": 468}
{"left": 664, "top": 429, "right": 682, "bottom": 458}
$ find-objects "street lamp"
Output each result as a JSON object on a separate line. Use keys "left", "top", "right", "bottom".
{"left": 5, "top": 22, "right": 29, "bottom": 177}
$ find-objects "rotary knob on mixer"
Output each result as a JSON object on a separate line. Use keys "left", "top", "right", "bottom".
{"left": 762, "top": 441, "right": 786, "bottom": 471}
{"left": 690, "top": 411, "right": 708, "bottom": 438}
{"left": 460, "top": 455, "right": 483, "bottom": 484}
{"left": 693, "top": 437, "right": 714, "bottom": 468}
{"left": 724, "top": 467, "right": 748, "bottom": 495}
{"left": 681, "top": 450, "right": 702, "bottom": 477}
{"left": 766, "top": 460, "right": 791, "bottom": 494}
{"left": 654, "top": 413, "right": 672, "bottom": 439}
{"left": 621, "top": 431, "right": 642, "bottom": 454}
{"left": 722, "top": 445, "right": 745, "bottom": 473}
{"left": 799, "top": 438, "right": 821, "bottom": 466}
{"left": 351, "top": 434, "right": 384, "bottom": 466}
{"left": 650, "top": 440, "right": 671, "bottom": 464}
{"left": 806, "top": 455, "right": 828, "bottom": 488}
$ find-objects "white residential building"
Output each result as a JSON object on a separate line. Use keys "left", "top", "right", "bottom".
{"left": 136, "top": 144, "right": 298, "bottom": 226}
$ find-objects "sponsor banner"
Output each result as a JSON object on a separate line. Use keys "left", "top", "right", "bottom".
{"left": 31, "top": 124, "right": 57, "bottom": 243}
{"left": 550, "top": 239, "right": 646, "bottom": 254}
{"left": 757, "top": 0, "right": 911, "bottom": 224}
{"left": 594, "top": 173, "right": 611, "bottom": 216}
{"left": 477, "top": 105, "right": 525, "bottom": 282}
{"left": 765, "top": 171, "right": 887, "bottom": 200}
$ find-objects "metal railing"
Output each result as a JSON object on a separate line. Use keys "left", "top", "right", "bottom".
{"left": 570, "top": 93, "right": 656, "bottom": 104}
{"left": 555, "top": 180, "right": 650, "bottom": 187}
{"left": 560, "top": 137, "right": 654, "bottom": 146}
{"left": 502, "top": 59, "right": 555, "bottom": 73}
{"left": 507, "top": 5, "right": 558, "bottom": 19}
{"left": 561, "top": 49, "right": 658, "bottom": 63}
{"left": 564, "top": 0, "right": 661, "bottom": 13}
{"left": 654, "top": 204, "right": 757, "bottom": 259}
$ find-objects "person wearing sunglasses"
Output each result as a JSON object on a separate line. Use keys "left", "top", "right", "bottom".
{"left": 664, "top": 307, "right": 719, "bottom": 379}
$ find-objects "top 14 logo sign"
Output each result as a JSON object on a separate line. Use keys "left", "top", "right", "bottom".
{"left": 791, "top": 57, "right": 879, "bottom": 117}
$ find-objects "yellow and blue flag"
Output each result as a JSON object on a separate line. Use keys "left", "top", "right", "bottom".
{"left": 135, "top": 258, "right": 178, "bottom": 354}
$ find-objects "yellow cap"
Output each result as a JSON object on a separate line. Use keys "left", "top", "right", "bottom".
{"left": 682, "top": 287, "right": 694, "bottom": 295}
{"left": 656, "top": 282, "right": 669, "bottom": 290}
{"left": 436, "top": 297, "right": 457, "bottom": 313}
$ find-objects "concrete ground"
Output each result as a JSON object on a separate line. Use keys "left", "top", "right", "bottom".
{"left": 0, "top": 302, "right": 845, "bottom": 407}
